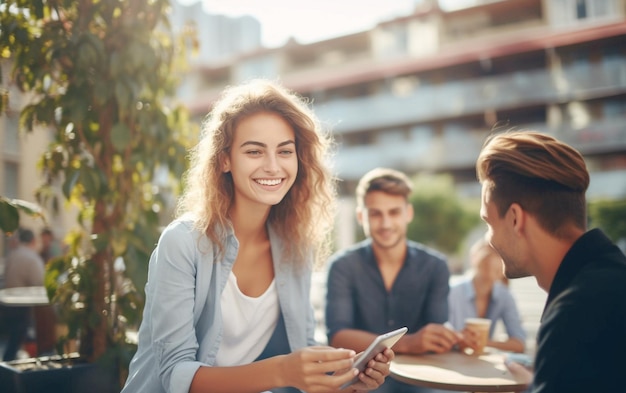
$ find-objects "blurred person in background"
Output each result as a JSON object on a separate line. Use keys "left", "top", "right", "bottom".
{"left": 39, "top": 227, "right": 63, "bottom": 264}
{"left": 326, "top": 167, "right": 459, "bottom": 393}
{"left": 2, "top": 227, "right": 45, "bottom": 361}
{"left": 448, "top": 236, "right": 526, "bottom": 353}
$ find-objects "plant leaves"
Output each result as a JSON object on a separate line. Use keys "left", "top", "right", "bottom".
{"left": 111, "top": 123, "right": 132, "bottom": 152}
{"left": 62, "top": 170, "right": 80, "bottom": 199}
{"left": 79, "top": 166, "right": 102, "bottom": 199}
{"left": 0, "top": 198, "right": 20, "bottom": 233}
{"left": 10, "top": 198, "right": 44, "bottom": 216}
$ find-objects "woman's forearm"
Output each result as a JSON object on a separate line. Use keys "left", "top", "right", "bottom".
{"left": 189, "top": 355, "right": 285, "bottom": 393}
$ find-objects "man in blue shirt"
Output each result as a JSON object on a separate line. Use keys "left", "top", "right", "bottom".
{"left": 325, "top": 168, "right": 460, "bottom": 393}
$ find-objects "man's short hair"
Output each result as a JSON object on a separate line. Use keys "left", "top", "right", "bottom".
{"left": 476, "top": 130, "right": 589, "bottom": 236}
{"left": 356, "top": 167, "right": 413, "bottom": 207}
{"left": 18, "top": 228, "right": 35, "bottom": 244}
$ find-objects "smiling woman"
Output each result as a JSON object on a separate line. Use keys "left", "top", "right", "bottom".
{"left": 120, "top": 79, "right": 396, "bottom": 393}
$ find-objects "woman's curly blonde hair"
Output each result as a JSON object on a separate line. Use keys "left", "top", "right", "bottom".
{"left": 177, "top": 79, "right": 336, "bottom": 267}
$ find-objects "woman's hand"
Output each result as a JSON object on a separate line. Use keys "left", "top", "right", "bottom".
{"left": 347, "top": 347, "right": 395, "bottom": 392}
{"left": 279, "top": 346, "right": 358, "bottom": 393}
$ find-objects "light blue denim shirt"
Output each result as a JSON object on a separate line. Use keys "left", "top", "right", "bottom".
{"left": 448, "top": 278, "right": 526, "bottom": 342}
{"left": 122, "top": 219, "right": 317, "bottom": 393}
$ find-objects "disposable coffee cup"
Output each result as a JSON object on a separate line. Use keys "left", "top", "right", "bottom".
{"left": 464, "top": 317, "right": 491, "bottom": 355}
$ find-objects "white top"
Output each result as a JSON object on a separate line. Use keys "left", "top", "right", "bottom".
{"left": 215, "top": 271, "right": 279, "bottom": 366}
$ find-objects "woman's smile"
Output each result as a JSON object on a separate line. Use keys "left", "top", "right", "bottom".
{"left": 255, "top": 178, "right": 284, "bottom": 187}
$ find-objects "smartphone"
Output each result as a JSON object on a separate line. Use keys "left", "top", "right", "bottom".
{"left": 339, "top": 326, "right": 408, "bottom": 389}
{"left": 505, "top": 353, "right": 534, "bottom": 369}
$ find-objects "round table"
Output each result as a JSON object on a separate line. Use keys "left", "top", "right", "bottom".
{"left": 390, "top": 349, "right": 529, "bottom": 392}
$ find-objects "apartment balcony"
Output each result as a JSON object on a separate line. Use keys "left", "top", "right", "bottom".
{"left": 455, "top": 168, "right": 626, "bottom": 201}
{"left": 334, "top": 129, "right": 485, "bottom": 180}
{"left": 314, "top": 58, "right": 626, "bottom": 134}
{"left": 550, "top": 117, "right": 626, "bottom": 156}
{"left": 334, "top": 117, "right": 626, "bottom": 181}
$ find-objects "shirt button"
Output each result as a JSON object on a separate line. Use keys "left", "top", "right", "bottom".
{"left": 388, "top": 320, "right": 394, "bottom": 326}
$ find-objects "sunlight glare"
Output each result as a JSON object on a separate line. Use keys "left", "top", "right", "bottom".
{"left": 179, "top": 0, "right": 418, "bottom": 47}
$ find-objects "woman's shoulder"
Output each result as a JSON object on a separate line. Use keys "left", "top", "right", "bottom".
{"left": 156, "top": 218, "right": 224, "bottom": 263}
{"left": 158, "top": 217, "right": 216, "bottom": 250}
{"left": 161, "top": 217, "right": 197, "bottom": 238}
{"left": 450, "top": 277, "right": 472, "bottom": 293}
{"left": 492, "top": 281, "right": 516, "bottom": 301}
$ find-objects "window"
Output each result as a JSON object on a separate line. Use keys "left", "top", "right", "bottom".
{"left": 549, "top": 0, "right": 619, "bottom": 26}
{"left": 3, "top": 161, "right": 18, "bottom": 199}
{"left": 587, "top": 0, "right": 619, "bottom": 17}
{"left": 3, "top": 115, "right": 19, "bottom": 154}
{"left": 603, "top": 99, "right": 626, "bottom": 118}
{"left": 374, "top": 24, "right": 408, "bottom": 58}
{"left": 234, "top": 55, "right": 278, "bottom": 82}
{"left": 576, "top": 0, "right": 587, "bottom": 18}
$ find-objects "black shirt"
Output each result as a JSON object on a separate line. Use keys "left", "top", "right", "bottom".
{"left": 532, "top": 228, "right": 626, "bottom": 392}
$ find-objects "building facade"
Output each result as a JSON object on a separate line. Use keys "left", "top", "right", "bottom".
{"left": 3, "top": 0, "right": 625, "bottom": 260}
{"left": 0, "top": 61, "right": 62, "bottom": 268}
{"left": 170, "top": 0, "right": 262, "bottom": 64}
{"left": 180, "top": 0, "right": 626, "bottom": 201}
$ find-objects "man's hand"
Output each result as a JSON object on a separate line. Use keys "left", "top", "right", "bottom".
{"left": 457, "top": 325, "right": 480, "bottom": 353}
{"left": 504, "top": 357, "right": 533, "bottom": 385}
{"left": 397, "top": 324, "right": 461, "bottom": 354}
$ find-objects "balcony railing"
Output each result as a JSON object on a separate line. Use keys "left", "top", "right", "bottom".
{"left": 333, "top": 117, "right": 626, "bottom": 180}
{"left": 549, "top": 118, "right": 626, "bottom": 156}
{"left": 314, "top": 58, "right": 626, "bottom": 134}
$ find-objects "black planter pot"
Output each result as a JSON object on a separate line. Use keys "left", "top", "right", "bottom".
{"left": 0, "top": 353, "right": 119, "bottom": 393}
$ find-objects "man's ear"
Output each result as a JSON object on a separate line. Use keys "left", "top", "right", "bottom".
{"left": 508, "top": 203, "right": 526, "bottom": 234}
{"left": 406, "top": 203, "right": 414, "bottom": 223}
{"left": 356, "top": 208, "right": 364, "bottom": 226}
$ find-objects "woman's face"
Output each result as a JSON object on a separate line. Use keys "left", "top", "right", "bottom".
{"left": 223, "top": 111, "right": 298, "bottom": 209}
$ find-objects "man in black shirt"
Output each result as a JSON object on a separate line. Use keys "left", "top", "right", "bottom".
{"left": 476, "top": 130, "right": 626, "bottom": 392}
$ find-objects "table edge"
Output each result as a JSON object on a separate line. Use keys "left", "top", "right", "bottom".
{"left": 390, "top": 353, "right": 529, "bottom": 392}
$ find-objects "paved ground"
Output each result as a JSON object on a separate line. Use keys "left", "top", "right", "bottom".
{"left": 311, "top": 272, "right": 547, "bottom": 356}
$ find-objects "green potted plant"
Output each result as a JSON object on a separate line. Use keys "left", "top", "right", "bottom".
{"left": 0, "top": 0, "right": 195, "bottom": 390}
